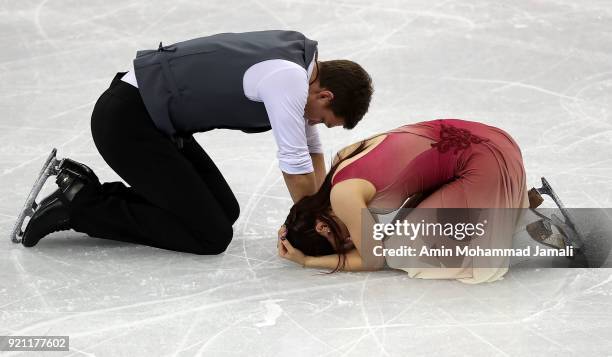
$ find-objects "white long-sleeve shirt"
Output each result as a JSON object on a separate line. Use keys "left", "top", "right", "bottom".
{"left": 121, "top": 53, "right": 322, "bottom": 174}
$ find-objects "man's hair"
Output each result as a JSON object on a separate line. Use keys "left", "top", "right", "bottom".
{"left": 318, "top": 60, "right": 373, "bottom": 129}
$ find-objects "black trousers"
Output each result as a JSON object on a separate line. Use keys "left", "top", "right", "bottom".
{"left": 70, "top": 72, "right": 239, "bottom": 254}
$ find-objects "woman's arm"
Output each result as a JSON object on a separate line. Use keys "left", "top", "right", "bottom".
{"left": 304, "top": 248, "right": 381, "bottom": 271}
{"left": 329, "top": 179, "right": 387, "bottom": 270}
{"left": 278, "top": 239, "right": 382, "bottom": 271}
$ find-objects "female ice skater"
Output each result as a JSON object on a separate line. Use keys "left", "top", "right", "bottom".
{"left": 278, "top": 119, "right": 534, "bottom": 284}
{"left": 12, "top": 30, "right": 373, "bottom": 254}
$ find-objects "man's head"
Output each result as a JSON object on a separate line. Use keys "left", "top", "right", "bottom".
{"left": 304, "top": 60, "right": 373, "bottom": 129}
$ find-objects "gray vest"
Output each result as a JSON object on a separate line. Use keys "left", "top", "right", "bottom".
{"left": 133, "top": 30, "right": 318, "bottom": 136}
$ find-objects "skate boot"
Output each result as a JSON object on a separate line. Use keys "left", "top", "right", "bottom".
{"left": 10, "top": 149, "right": 99, "bottom": 245}
{"left": 21, "top": 190, "right": 71, "bottom": 247}
{"left": 527, "top": 177, "right": 585, "bottom": 252}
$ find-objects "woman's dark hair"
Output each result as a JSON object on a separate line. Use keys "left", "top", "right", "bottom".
{"left": 284, "top": 140, "right": 371, "bottom": 272}
{"left": 318, "top": 60, "right": 373, "bottom": 130}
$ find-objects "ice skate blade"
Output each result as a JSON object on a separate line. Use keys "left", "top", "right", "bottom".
{"left": 533, "top": 177, "right": 585, "bottom": 249}
{"left": 536, "top": 177, "right": 566, "bottom": 210}
{"left": 550, "top": 213, "right": 584, "bottom": 252}
{"left": 10, "top": 149, "right": 60, "bottom": 243}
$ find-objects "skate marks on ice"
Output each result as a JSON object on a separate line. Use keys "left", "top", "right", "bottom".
{"left": 1, "top": 0, "right": 612, "bottom": 355}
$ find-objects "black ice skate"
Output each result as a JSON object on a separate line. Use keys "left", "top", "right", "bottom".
{"left": 10, "top": 149, "right": 99, "bottom": 245}
{"left": 527, "top": 177, "right": 585, "bottom": 253}
{"left": 21, "top": 190, "right": 71, "bottom": 247}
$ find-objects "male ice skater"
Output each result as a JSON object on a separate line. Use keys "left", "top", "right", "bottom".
{"left": 13, "top": 30, "right": 373, "bottom": 255}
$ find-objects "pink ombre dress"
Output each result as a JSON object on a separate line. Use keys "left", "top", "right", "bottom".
{"left": 332, "top": 119, "right": 529, "bottom": 283}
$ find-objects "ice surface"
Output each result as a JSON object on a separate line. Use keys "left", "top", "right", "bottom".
{"left": 1, "top": 0, "right": 611, "bottom": 355}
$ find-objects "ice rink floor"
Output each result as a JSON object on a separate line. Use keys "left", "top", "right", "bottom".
{"left": 1, "top": 0, "right": 612, "bottom": 356}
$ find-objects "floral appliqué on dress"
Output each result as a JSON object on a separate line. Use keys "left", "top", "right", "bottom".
{"left": 431, "top": 123, "right": 489, "bottom": 154}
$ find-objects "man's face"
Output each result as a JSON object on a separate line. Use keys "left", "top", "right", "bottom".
{"left": 304, "top": 88, "right": 345, "bottom": 128}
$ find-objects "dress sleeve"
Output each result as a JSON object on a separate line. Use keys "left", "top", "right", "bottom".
{"left": 257, "top": 67, "right": 313, "bottom": 174}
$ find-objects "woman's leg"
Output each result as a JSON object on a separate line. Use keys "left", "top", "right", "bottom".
{"left": 396, "top": 149, "right": 527, "bottom": 283}
{"left": 69, "top": 75, "right": 233, "bottom": 254}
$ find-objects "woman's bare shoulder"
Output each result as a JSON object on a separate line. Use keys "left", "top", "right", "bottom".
{"left": 334, "top": 142, "right": 363, "bottom": 164}
{"left": 333, "top": 134, "right": 386, "bottom": 165}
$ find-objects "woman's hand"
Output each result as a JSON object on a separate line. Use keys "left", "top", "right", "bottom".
{"left": 277, "top": 224, "right": 287, "bottom": 250}
{"left": 277, "top": 224, "right": 287, "bottom": 241}
{"left": 278, "top": 236, "right": 307, "bottom": 267}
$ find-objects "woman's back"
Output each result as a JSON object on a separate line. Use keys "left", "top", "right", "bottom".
{"left": 332, "top": 119, "right": 528, "bottom": 210}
